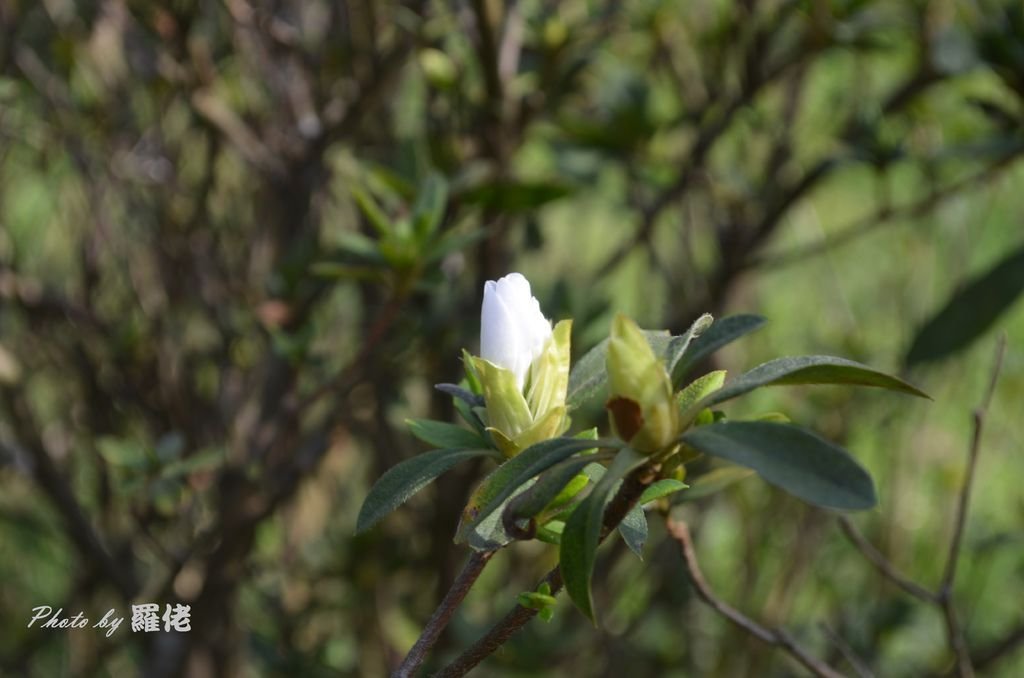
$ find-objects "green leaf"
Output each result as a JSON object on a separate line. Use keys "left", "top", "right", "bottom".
{"left": 684, "top": 355, "right": 929, "bottom": 420}
{"left": 536, "top": 521, "right": 565, "bottom": 545}
{"left": 97, "top": 437, "right": 150, "bottom": 469}
{"left": 159, "top": 448, "right": 224, "bottom": 480}
{"left": 351, "top": 186, "right": 392, "bottom": 236}
{"left": 460, "top": 437, "right": 614, "bottom": 538}
{"left": 561, "top": 447, "right": 647, "bottom": 621}
{"left": 677, "top": 370, "right": 727, "bottom": 415}
{"left": 664, "top": 314, "right": 714, "bottom": 381}
{"left": 412, "top": 172, "right": 448, "bottom": 239}
{"left": 506, "top": 453, "right": 612, "bottom": 523}
{"left": 406, "top": 419, "right": 487, "bottom": 450}
{"left": 681, "top": 422, "right": 876, "bottom": 510}
{"left": 638, "top": 478, "right": 688, "bottom": 504}
{"left": 906, "top": 242, "right": 1024, "bottom": 366}
{"left": 679, "top": 465, "right": 755, "bottom": 501}
{"left": 460, "top": 180, "right": 573, "bottom": 213}
{"left": 356, "top": 448, "right": 499, "bottom": 534}
{"left": 671, "top": 314, "right": 766, "bottom": 384}
{"left": 618, "top": 505, "right": 647, "bottom": 558}
{"left": 435, "top": 383, "right": 485, "bottom": 408}
{"left": 567, "top": 330, "right": 671, "bottom": 408}
{"left": 333, "top": 231, "right": 387, "bottom": 264}
{"left": 424, "top": 229, "right": 487, "bottom": 265}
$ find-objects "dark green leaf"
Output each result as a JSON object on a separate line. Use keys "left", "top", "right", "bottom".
{"left": 356, "top": 448, "right": 498, "bottom": 534}
{"left": 681, "top": 422, "right": 876, "bottom": 510}
{"left": 671, "top": 314, "right": 766, "bottom": 384}
{"left": 406, "top": 418, "right": 487, "bottom": 449}
{"left": 664, "top": 314, "right": 714, "bottom": 381}
{"left": 460, "top": 180, "right": 573, "bottom": 213}
{"left": 435, "top": 383, "right": 485, "bottom": 407}
{"left": 561, "top": 447, "right": 647, "bottom": 621}
{"left": 618, "top": 505, "right": 647, "bottom": 558}
{"left": 684, "top": 355, "right": 929, "bottom": 420}
{"left": 906, "top": 242, "right": 1024, "bottom": 366}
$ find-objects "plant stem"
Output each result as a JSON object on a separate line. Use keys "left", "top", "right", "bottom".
{"left": 394, "top": 550, "right": 495, "bottom": 678}
{"left": 937, "top": 335, "right": 1006, "bottom": 678}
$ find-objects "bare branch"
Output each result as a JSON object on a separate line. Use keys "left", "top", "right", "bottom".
{"left": 820, "top": 622, "right": 875, "bottom": 678}
{"left": 836, "top": 516, "right": 936, "bottom": 603}
{"left": 752, "top": 151, "right": 1024, "bottom": 270}
{"left": 667, "top": 518, "right": 846, "bottom": 678}
{"left": 0, "top": 418, "right": 137, "bottom": 601}
{"left": 938, "top": 335, "right": 1006, "bottom": 678}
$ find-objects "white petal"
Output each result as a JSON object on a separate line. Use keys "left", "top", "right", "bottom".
{"left": 481, "top": 280, "right": 519, "bottom": 373}
{"left": 479, "top": 272, "right": 551, "bottom": 390}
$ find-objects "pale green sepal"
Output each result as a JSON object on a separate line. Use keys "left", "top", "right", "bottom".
{"left": 513, "top": 405, "right": 569, "bottom": 452}
{"left": 473, "top": 356, "right": 533, "bottom": 442}
{"left": 486, "top": 427, "right": 519, "bottom": 458}
{"left": 526, "top": 319, "right": 572, "bottom": 416}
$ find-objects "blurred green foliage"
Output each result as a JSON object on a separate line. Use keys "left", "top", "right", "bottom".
{"left": 1, "top": 0, "right": 1023, "bottom": 676}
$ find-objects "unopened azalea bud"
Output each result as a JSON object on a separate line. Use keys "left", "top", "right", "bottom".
{"left": 605, "top": 314, "right": 679, "bottom": 453}
{"left": 473, "top": 273, "right": 571, "bottom": 456}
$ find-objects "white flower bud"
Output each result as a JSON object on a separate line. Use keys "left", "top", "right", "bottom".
{"left": 480, "top": 272, "right": 552, "bottom": 391}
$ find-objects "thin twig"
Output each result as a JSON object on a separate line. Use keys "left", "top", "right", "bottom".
{"left": 751, "top": 149, "right": 1023, "bottom": 271}
{"left": 394, "top": 550, "right": 496, "bottom": 678}
{"left": 667, "top": 518, "right": 846, "bottom": 678}
{"left": 836, "top": 516, "right": 936, "bottom": 603}
{"left": 937, "top": 335, "right": 1006, "bottom": 678}
{"left": 820, "top": 622, "right": 875, "bottom": 678}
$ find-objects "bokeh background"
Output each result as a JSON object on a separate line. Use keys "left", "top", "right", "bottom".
{"left": 1, "top": 0, "right": 1022, "bottom": 676}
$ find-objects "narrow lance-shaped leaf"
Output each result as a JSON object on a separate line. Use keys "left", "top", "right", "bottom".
{"left": 638, "top": 478, "right": 688, "bottom": 504}
{"left": 906, "top": 241, "right": 1024, "bottom": 366}
{"left": 681, "top": 422, "right": 876, "bottom": 510}
{"left": 560, "top": 447, "right": 647, "bottom": 622}
{"left": 682, "top": 355, "right": 929, "bottom": 421}
{"left": 412, "top": 172, "right": 448, "bottom": 239}
{"left": 351, "top": 186, "right": 392, "bottom": 236}
{"left": 406, "top": 418, "right": 488, "bottom": 450}
{"left": 356, "top": 448, "right": 500, "bottom": 534}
